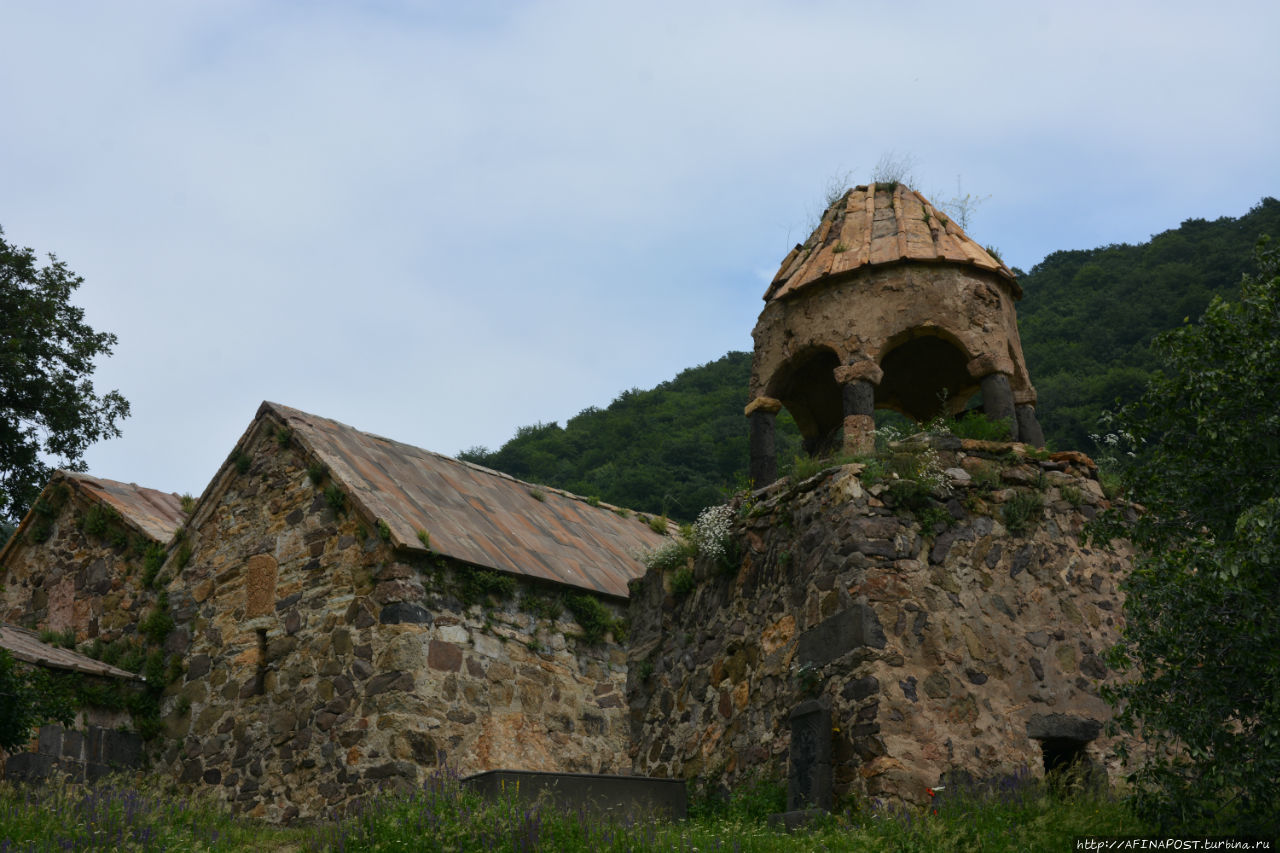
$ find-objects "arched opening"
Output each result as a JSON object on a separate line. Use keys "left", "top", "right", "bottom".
{"left": 875, "top": 331, "right": 976, "bottom": 422}
{"left": 767, "top": 347, "right": 842, "bottom": 456}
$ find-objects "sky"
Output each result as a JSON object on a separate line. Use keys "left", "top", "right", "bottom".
{"left": 3, "top": 0, "right": 1278, "bottom": 500}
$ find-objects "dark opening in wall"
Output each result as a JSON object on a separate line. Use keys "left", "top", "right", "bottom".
{"left": 1039, "top": 736, "right": 1088, "bottom": 775}
{"left": 255, "top": 628, "right": 267, "bottom": 696}
{"left": 1026, "top": 713, "right": 1103, "bottom": 784}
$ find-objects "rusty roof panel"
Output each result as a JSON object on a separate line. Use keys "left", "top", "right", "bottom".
{"left": 0, "top": 623, "right": 142, "bottom": 680}
{"left": 764, "top": 184, "right": 1019, "bottom": 302}
{"left": 62, "top": 471, "right": 185, "bottom": 544}
{"left": 262, "top": 403, "right": 669, "bottom": 598}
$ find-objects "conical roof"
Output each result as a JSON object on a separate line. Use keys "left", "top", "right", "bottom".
{"left": 764, "top": 183, "right": 1018, "bottom": 302}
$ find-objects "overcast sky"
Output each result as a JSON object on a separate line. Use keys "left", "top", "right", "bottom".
{"left": 4, "top": 0, "right": 1278, "bottom": 499}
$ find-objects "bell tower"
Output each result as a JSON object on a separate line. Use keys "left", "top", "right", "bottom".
{"left": 747, "top": 183, "right": 1044, "bottom": 485}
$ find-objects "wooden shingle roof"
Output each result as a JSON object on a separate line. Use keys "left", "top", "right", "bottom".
{"left": 765, "top": 184, "right": 1019, "bottom": 302}
{"left": 261, "top": 403, "right": 669, "bottom": 599}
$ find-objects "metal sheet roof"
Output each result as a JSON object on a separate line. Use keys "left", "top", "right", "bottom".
{"left": 262, "top": 402, "right": 670, "bottom": 598}
{"left": 1, "top": 472, "right": 184, "bottom": 565}
{"left": 764, "top": 184, "right": 1019, "bottom": 302}
{"left": 0, "top": 623, "right": 142, "bottom": 680}
{"left": 60, "top": 471, "right": 186, "bottom": 544}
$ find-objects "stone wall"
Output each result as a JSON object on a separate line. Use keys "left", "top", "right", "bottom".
{"left": 161, "top": 416, "right": 631, "bottom": 822}
{"left": 627, "top": 438, "right": 1133, "bottom": 807}
{"left": 0, "top": 484, "right": 162, "bottom": 646}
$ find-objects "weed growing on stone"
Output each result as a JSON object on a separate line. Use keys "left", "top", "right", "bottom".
{"left": 564, "top": 592, "right": 624, "bottom": 644}
{"left": 459, "top": 568, "right": 516, "bottom": 606}
{"left": 1002, "top": 491, "right": 1044, "bottom": 535}
{"left": 307, "top": 461, "right": 328, "bottom": 485}
{"left": 323, "top": 483, "right": 346, "bottom": 515}
{"left": 377, "top": 520, "right": 391, "bottom": 542}
{"left": 670, "top": 566, "right": 695, "bottom": 596}
{"left": 230, "top": 448, "right": 251, "bottom": 475}
{"left": 416, "top": 529, "right": 431, "bottom": 549}
{"left": 647, "top": 515, "right": 668, "bottom": 534}
{"left": 1061, "top": 485, "right": 1084, "bottom": 507}
{"left": 529, "top": 488, "right": 546, "bottom": 502}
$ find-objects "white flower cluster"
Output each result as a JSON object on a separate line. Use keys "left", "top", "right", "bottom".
{"left": 692, "top": 503, "right": 734, "bottom": 561}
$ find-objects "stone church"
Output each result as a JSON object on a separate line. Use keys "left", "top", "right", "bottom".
{"left": 2, "top": 185, "right": 1134, "bottom": 819}
{"left": 2, "top": 401, "right": 668, "bottom": 820}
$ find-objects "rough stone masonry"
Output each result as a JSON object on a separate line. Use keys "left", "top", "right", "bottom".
{"left": 627, "top": 436, "right": 1134, "bottom": 807}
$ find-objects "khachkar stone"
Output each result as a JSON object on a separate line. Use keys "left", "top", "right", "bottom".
{"left": 747, "top": 184, "right": 1045, "bottom": 483}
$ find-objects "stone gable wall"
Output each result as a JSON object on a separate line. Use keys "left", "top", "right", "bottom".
{"left": 627, "top": 440, "right": 1133, "bottom": 807}
{"left": 161, "top": 418, "right": 630, "bottom": 822}
{"left": 0, "top": 485, "right": 166, "bottom": 646}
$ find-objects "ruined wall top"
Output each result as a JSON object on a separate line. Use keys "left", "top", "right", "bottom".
{"left": 765, "top": 184, "right": 1019, "bottom": 303}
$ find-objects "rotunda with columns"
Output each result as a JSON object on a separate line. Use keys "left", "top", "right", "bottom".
{"left": 747, "top": 183, "right": 1044, "bottom": 485}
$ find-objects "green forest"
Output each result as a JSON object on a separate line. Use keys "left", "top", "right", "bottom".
{"left": 460, "top": 197, "right": 1280, "bottom": 520}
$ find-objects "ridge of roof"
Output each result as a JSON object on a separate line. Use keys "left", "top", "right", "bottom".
{"left": 764, "top": 184, "right": 1019, "bottom": 302}
{"left": 0, "top": 622, "right": 143, "bottom": 681}
{"left": 256, "top": 402, "right": 670, "bottom": 598}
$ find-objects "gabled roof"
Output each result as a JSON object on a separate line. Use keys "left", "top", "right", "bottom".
{"left": 0, "top": 471, "right": 184, "bottom": 564}
{"left": 258, "top": 402, "right": 669, "bottom": 599}
{"left": 0, "top": 623, "right": 142, "bottom": 680}
{"left": 765, "top": 184, "right": 1019, "bottom": 302}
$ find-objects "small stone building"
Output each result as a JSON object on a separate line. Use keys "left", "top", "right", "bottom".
{"left": 747, "top": 184, "right": 1045, "bottom": 484}
{"left": 157, "top": 402, "right": 667, "bottom": 821}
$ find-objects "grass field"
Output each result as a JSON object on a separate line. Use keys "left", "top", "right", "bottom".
{"left": 0, "top": 767, "right": 1151, "bottom": 852}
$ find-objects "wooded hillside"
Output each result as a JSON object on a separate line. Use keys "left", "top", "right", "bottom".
{"left": 462, "top": 197, "right": 1280, "bottom": 519}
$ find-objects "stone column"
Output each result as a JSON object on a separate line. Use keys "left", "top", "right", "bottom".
{"left": 834, "top": 362, "right": 883, "bottom": 456}
{"left": 967, "top": 354, "right": 1019, "bottom": 442}
{"left": 1015, "top": 405, "right": 1046, "bottom": 448}
{"left": 745, "top": 397, "right": 782, "bottom": 487}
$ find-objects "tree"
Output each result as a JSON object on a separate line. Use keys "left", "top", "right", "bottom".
{"left": 0, "top": 649, "right": 75, "bottom": 753}
{"left": 0, "top": 227, "right": 129, "bottom": 525}
{"left": 1099, "top": 237, "right": 1280, "bottom": 835}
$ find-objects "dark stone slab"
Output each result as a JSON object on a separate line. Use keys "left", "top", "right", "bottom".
{"left": 61, "top": 728, "right": 85, "bottom": 760}
{"left": 37, "top": 725, "right": 62, "bottom": 756}
{"left": 787, "top": 699, "right": 833, "bottom": 812}
{"left": 5, "top": 752, "right": 57, "bottom": 783}
{"left": 797, "top": 604, "right": 885, "bottom": 667}
{"left": 380, "top": 602, "right": 433, "bottom": 625}
{"left": 463, "top": 770, "right": 687, "bottom": 820}
{"left": 99, "top": 728, "right": 143, "bottom": 768}
{"left": 1026, "top": 713, "right": 1102, "bottom": 742}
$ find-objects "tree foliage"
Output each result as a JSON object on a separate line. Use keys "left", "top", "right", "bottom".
{"left": 0, "top": 649, "right": 75, "bottom": 753}
{"left": 1097, "top": 238, "right": 1280, "bottom": 835}
{"left": 1018, "top": 197, "right": 1280, "bottom": 450}
{"left": 0, "top": 227, "right": 129, "bottom": 525}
